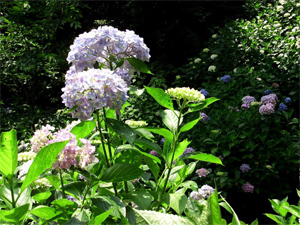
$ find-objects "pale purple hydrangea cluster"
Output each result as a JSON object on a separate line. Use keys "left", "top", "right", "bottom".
{"left": 150, "top": 150, "right": 159, "bottom": 157}
{"left": 200, "top": 112, "right": 210, "bottom": 122}
{"left": 242, "top": 182, "right": 254, "bottom": 193}
{"left": 62, "top": 26, "right": 150, "bottom": 121}
{"left": 62, "top": 68, "right": 129, "bottom": 120}
{"left": 30, "top": 123, "right": 97, "bottom": 170}
{"left": 196, "top": 168, "right": 210, "bottom": 178}
{"left": 190, "top": 184, "right": 215, "bottom": 200}
{"left": 241, "top": 96, "right": 256, "bottom": 108}
{"left": 179, "top": 147, "right": 195, "bottom": 158}
{"left": 30, "top": 125, "right": 55, "bottom": 153}
{"left": 240, "top": 164, "right": 251, "bottom": 173}
{"left": 67, "top": 25, "right": 150, "bottom": 73}
{"left": 220, "top": 75, "right": 231, "bottom": 82}
{"left": 259, "top": 93, "right": 278, "bottom": 115}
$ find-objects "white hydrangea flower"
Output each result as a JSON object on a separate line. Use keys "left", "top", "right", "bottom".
{"left": 165, "top": 87, "right": 205, "bottom": 103}
{"left": 210, "top": 54, "right": 218, "bottom": 60}
{"left": 125, "top": 120, "right": 148, "bottom": 127}
{"left": 18, "top": 160, "right": 33, "bottom": 179}
{"left": 18, "top": 152, "right": 36, "bottom": 162}
{"left": 194, "top": 58, "right": 201, "bottom": 63}
{"left": 212, "top": 34, "right": 217, "bottom": 38}
{"left": 208, "top": 65, "right": 216, "bottom": 72}
{"left": 203, "top": 48, "right": 210, "bottom": 53}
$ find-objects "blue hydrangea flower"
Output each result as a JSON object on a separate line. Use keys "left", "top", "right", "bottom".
{"left": 200, "top": 89, "right": 209, "bottom": 97}
{"left": 264, "top": 89, "right": 273, "bottom": 95}
{"left": 200, "top": 112, "right": 210, "bottom": 122}
{"left": 220, "top": 75, "right": 231, "bottom": 82}
{"left": 278, "top": 103, "right": 288, "bottom": 111}
{"left": 240, "top": 164, "right": 251, "bottom": 173}
{"left": 285, "top": 97, "right": 291, "bottom": 104}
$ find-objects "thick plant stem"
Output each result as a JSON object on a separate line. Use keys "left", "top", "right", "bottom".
{"left": 96, "top": 110, "right": 110, "bottom": 167}
{"left": 59, "top": 169, "right": 66, "bottom": 198}
{"left": 102, "top": 108, "right": 113, "bottom": 161}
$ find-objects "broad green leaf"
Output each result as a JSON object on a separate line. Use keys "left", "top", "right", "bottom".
{"left": 0, "top": 183, "right": 31, "bottom": 209}
{"left": 133, "top": 209, "right": 195, "bottom": 225}
{"left": 30, "top": 205, "right": 59, "bottom": 220}
{"left": 45, "top": 174, "right": 60, "bottom": 189}
{"left": 0, "top": 129, "right": 18, "bottom": 179}
{"left": 134, "top": 128, "right": 154, "bottom": 140}
{"left": 296, "top": 189, "right": 300, "bottom": 198}
{"left": 180, "top": 118, "right": 200, "bottom": 133}
{"left": 269, "top": 199, "right": 289, "bottom": 217}
{"left": 144, "top": 127, "right": 173, "bottom": 143}
{"left": 123, "top": 191, "right": 153, "bottom": 210}
{"left": 283, "top": 205, "right": 300, "bottom": 218}
{"left": 160, "top": 110, "right": 182, "bottom": 133}
{"left": 126, "top": 58, "right": 153, "bottom": 74}
{"left": 164, "top": 192, "right": 188, "bottom": 215}
{"left": 71, "top": 121, "right": 96, "bottom": 143}
{"left": 220, "top": 195, "right": 241, "bottom": 225}
{"left": 199, "top": 186, "right": 222, "bottom": 225}
{"left": 188, "top": 97, "right": 219, "bottom": 113}
{"left": 188, "top": 153, "right": 224, "bottom": 165}
{"left": 101, "top": 163, "right": 144, "bottom": 183}
{"left": 145, "top": 156, "right": 160, "bottom": 181}
{"left": 32, "top": 191, "right": 52, "bottom": 203}
{"left": 64, "top": 181, "right": 86, "bottom": 198}
{"left": 129, "top": 86, "right": 144, "bottom": 96}
{"left": 250, "top": 219, "right": 259, "bottom": 225}
{"left": 115, "top": 144, "right": 161, "bottom": 164}
{"left": 145, "top": 86, "right": 174, "bottom": 110}
{"left": 21, "top": 140, "right": 70, "bottom": 192}
{"left": 264, "top": 213, "right": 285, "bottom": 224}
{"left": 66, "top": 209, "right": 90, "bottom": 225}
{"left": 93, "top": 208, "right": 113, "bottom": 225}
{"left": 92, "top": 196, "right": 126, "bottom": 218}
{"left": 0, "top": 203, "right": 30, "bottom": 223}
{"left": 115, "top": 149, "right": 143, "bottom": 165}
{"left": 184, "top": 198, "right": 206, "bottom": 224}
{"left": 169, "top": 139, "right": 191, "bottom": 164}
{"left": 106, "top": 118, "right": 136, "bottom": 144}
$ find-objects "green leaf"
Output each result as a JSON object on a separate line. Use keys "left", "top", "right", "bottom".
{"left": 51, "top": 199, "right": 78, "bottom": 215}
{"left": 129, "top": 86, "right": 144, "bottom": 96}
{"left": 71, "top": 121, "right": 96, "bottom": 143}
{"left": 134, "top": 128, "right": 154, "bottom": 140}
{"left": 145, "top": 156, "right": 160, "bottom": 181}
{"left": 66, "top": 209, "right": 90, "bottom": 225}
{"left": 180, "top": 118, "right": 200, "bottom": 133}
{"left": 0, "top": 129, "right": 18, "bottom": 179}
{"left": 269, "top": 199, "right": 289, "bottom": 217}
{"left": 32, "top": 191, "right": 52, "bottom": 203}
{"left": 0, "top": 203, "right": 30, "bottom": 223}
{"left": 21, "top": 140, "right": 70, "bottom": 192}
{"left": 101, "top": 163, "right": 144, "bottom": 183}
{"left": 30, "top": 205, "right": 59, "bottom": 220}
{"left": 133, "top": 209, "right": 195, "bottom": 225}
{"left": 91, "top": 196, "right": 126, "bottom": 219}
{"left": 144, "top": 127, "right": 173, "bottom": 143}
{"left": 0, "top": 183, "right": 31, "bottom": 209}
{"left": 220, "top": 195, "right": 241, "bottom": 225}
{"left": 164, "top": 192, "right": 188, "bottom": 215}
{"left": 144, "top": 86, "right": 174, "bottom": 110}
{"left": 115, "top": 144, "right": 161, "bottom": 164}
{"left": 264, "top": 213, "right": 285, "bottom": 224}
{"left": 188, "top": 97, "right": 219, "bottom": 113}
{"left": 188, "top": 153, "right": 224, "bottom": 165}
{"left": 115, "top": 149, "right": 143, "bottom": 166}
{"left": 106, "top": 118, "right": 136, "bottom": 144}
{"left": 160, "top": 110, "right": 182, "bottom": 133}
{"left": 250, "top": 219, "right": 259, "bottom": 225}
{"left": 199, "top": 186, "right": 222, "bottom": 225}
{"left": 93, "top": 208, "right": 113, "bottom": 225}
{"left": 283, "top": 205, "right": 300, "bottom": 218}
{"left": 64, "top": 181, "right": 86, "bottom": 198}
{"left": 123, "top": 191, "right": 153, "bottom": 210}
{"left": 126, "top": 58, "right": 153, "bottom": 74}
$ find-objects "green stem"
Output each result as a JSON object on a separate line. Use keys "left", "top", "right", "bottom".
{"left": 81, "top": 179, "right": 93, "bottom": 211}
{"left": 9, "top": 178, "right": 16, "bottom": 208}
{"left": 102, "top": 108, "right": 113, "bottom": 162}
{"left": 124, "top": 181, "right": 128, "bottom": 193}
{"left": 96, "top": 109, "right": 110, "bottom": 167}
{"left": 59, "top": 169, "right": 66, "bottom": 198}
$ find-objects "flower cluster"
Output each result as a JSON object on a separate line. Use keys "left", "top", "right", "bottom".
{"left": 34, "top": 178, "right": 52, "bottom": 189}
{"left": 62, "top": 68, "right": 129, "bottom": 120}
{"left": 150, "top": 150, "right": 159, "bottom": 157}
{"left": 210, "top": 54, "right": 218, "bottom": 60}
{"left": 242, "top": 182, "right": 254, "bottom": 193}
{"left": 264, "top": 89, "right": 273, "bottom": 95}
{"left": 190, "top": 185, "right": 215, "bottom": 200}
{"left": 200, "top": 112, "right": 210, "bottom": 122}
{"left": 30, "top": 124, "right": 55, "bottom": 153}
{"left": 67, "top": 25, "right": 150, "bottom": 73}
{"left": 220, "top": 75, "right": 231, "bottom": 82}
{"left": 208, "top": 65, "right": 216, "bottom": 72}
{"left": 165, "top": 87, "right": 205, "bottom": 103}
{"left": 196, "top": 168, "right": 210, "bottom": 178}
{"left": 30, "top": 123, "right": 97, "bottom": 170}
{"left": 259, "top": 93, "right": 278, "bottom": 115}
{"left": 194, "top": 58, "right": 201, "bottom": 63}
{"left": 125, "top": 120, "right": 148, "bottom": 127}
{"left": 285, "top": 97, "right": 291, "bottom": 103}
{"left": 240, "top": 164, "right": 251, "bottom": 173}
{"left": 18, "top": 152, "right": 37, "bottom": 162}
{"left": 242, "top": 96, "right": 256, "bottom": 106}
{"left": 278, "top": 103, "right": 288, "bottom": 111}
